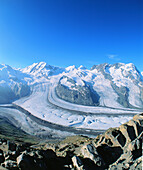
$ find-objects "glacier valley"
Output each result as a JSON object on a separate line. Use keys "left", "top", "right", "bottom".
{"left": 0, "top": 62, "right": 143, "bottom": 139}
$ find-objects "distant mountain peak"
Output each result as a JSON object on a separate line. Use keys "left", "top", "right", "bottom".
{"left": 78, "top": 65, "right": 87, "bottom": 70}
{"left": 22, "top": 62, "right": 51, "bottom": 74}
{"left": 0, "top": 63, "right": 13, "bottom": 70}
{"left": 22, "top": 62, "right": 65, "bottom": 78}
{"left": 38, "top": 61, "right": 47, "bottom": 65}
{"left": 66, "top": 65, "right": 77, "bottom": 71}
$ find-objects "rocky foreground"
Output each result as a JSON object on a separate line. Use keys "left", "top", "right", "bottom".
{"left": 0, "top": 113, "right": 142, "bottom": 170}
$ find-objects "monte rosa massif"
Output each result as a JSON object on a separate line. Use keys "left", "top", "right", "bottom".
{"left": 0, "top": 62, "right": 143, "bottom": 138}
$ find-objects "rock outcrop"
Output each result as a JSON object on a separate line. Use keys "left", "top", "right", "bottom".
{"left": 56, "top": 76, "right": 100, "bottom": 106}
{"left": 0, "top": 113, "right": 142, "bottom": 169}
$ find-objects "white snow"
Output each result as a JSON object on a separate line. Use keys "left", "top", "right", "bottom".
{"left": 65, "top": 65, "right": 77, "bottom": 71}
{"left": 60, "top": 77, "right": 73, "bottom": 88}
{"left": 108, "top": 63, "right": 143, "bottom": 107}
{"left": 22, "top": 62, "right": 64, "bottom": 79}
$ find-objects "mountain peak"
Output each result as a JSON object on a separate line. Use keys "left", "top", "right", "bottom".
{"left": 22, "top": 62, "right": 51, "bottom": 74}
{"left": 124, "top": 63, "right": 136, "bottom": 69}
{"left": 78, "top": 65, "right": 87, "bottom": 70}
{"left": 37, "top": 61, "right": 47, "bottom": 67}
{"left": 0, "top": 63, "right": 13, "bottom": 70}
{"left": 90, "top": 63, "right": 109, "bottom": 70}
{"left": 22, "top": 62, "right": 65, "bottom": 78}
{"left": 66, "top": 65, "right": 77, "bottom": 71}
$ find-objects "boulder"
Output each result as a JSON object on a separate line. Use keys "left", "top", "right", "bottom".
{"left": 2, "top": 160, "right": 18, "bottom": 169}
{"left": 72, "top": 156, "right": 84, "bottom": 170}
{"left": 81, "top": 144, "right": 105, "bottom": 167}
{"left": 5, "top": 151, "right": 17, "bottom": 161}
{"left": 17, "top": 152, "right": 38, "bottom": 170}
{"left": 108, "top": 132, "right": 142, "bottom": 169}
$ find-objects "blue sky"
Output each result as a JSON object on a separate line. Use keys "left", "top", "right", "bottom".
{"left": 0, "top": 0, "right": 143, "bottom": 71}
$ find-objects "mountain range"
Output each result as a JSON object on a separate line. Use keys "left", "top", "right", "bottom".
{"left": 0, "top": 62, "right": 143, "bottom": 109}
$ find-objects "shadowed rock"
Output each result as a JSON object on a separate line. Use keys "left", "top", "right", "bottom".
{"left": 56, "top": 76, "right": 100, "bottom": 106}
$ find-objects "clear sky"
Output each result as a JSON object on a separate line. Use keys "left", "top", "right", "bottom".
{"left": 0, "top": 0, "right": 143, "bottom": 71}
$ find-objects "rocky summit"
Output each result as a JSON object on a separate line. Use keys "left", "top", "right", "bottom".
{"left": 0, "top": 113, "right": 142, "bottom": 170}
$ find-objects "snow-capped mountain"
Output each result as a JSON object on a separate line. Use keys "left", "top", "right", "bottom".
{"left": 0, "top": 62, "right": 143, "bottom": 109}
{"left": 0, "top": 64, "right": 31, "bottom": 103}
{"left": 22, "top": 62, "right": 64, "bottom": 78}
